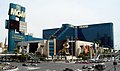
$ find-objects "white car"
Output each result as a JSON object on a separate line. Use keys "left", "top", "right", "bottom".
{"left": 88, "top": 66, "right": 94, "bottom": 71}
{"left": 75, "top": 69, "right": 82, "bottom": 71}
{"left": 30, "top": 63, "right": 37, "bottom": 66}
{"left": 3, "top": 62, "right": 11, "bottom": 65}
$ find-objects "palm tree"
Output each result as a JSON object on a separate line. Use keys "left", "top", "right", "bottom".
{"left": 14, "top": 47, "right": 19, "bottom": 54}
{"left": 3, "top": 49, "right": 7, "bottom": 62}
{"left": 13, "top": 47, "right": 20, "bottom": 61}
{"left": 20, "top": 53, "right": 28, "bottom": 62}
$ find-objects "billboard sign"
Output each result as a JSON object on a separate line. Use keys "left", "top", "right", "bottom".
{"left": 12, "top": 34, "right": 25, "bottom": 41}
{"left": 19, "top": 21, "right": 27, "bottom": 33}
{"left": 9, "top": 4, "right": 26, "bottom": 18}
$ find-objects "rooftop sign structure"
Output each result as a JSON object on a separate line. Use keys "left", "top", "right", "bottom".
{"left": 9, "top": 4, "right": 26, "bottom": 18}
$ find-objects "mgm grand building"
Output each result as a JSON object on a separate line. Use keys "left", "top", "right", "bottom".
{"left": 42, "top": 23, "right": 114, "bottom": 58}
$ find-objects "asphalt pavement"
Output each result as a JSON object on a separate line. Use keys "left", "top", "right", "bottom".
{"left": 9, "top": 61, "right": 120, "bottom": 71}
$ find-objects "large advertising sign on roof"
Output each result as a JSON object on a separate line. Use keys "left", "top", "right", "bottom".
{"left": 8, "top": 4, "right": 26, "bottom": 18}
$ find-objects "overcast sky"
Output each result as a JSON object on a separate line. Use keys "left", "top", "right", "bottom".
{"left": 0, "top": 0, "right": 120, "bottom": 49}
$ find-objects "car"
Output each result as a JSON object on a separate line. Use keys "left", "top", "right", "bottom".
{"left": 75, "top": 61, "right": 82, "bottom": 64}
{"left": 95, "top": 63, "right": 106, "bottom": 70}
{"left": 22, "top": 63, "right": 29, "bottom": 66}
{"left": 92, "top": 64, "right": 96, "bottom": 68}
{"left": 3, "top": 62, "right": 11, "bottom": 65}
{"left": 102, "top": 58, "right": 108, "bottom": 62}
{"left": 75, "top": 69, "right": 82, "bottom": 71}
{"left": 63, "top": 67, "right": 73, "bottom": 71}
{"left": 30, "top": 63, "right": 37, "bottom": 66}
{"left": 2, "top": 66, "right": 19, "bottom": 71}
{"left": 82, "top": 65, "right": 88, "bottom": 69}
{"left": 86, "top": 61, "right": 90, "bottom": 64}
{"left": 65, "top": 60, "right": 70, "bottom": 63}
{"left": 88, "top": 66, "right": 94, "bottom": 71}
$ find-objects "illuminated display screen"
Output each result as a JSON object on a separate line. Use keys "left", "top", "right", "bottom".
{"left": 9, "top": 20, "right": 27, "bottom": 33}
{"left": 9, "top": 20, "right": 19, "bottom": 31}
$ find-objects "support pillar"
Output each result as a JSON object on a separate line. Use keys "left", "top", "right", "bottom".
{"left": 74, "top": 38, "right": 78, "bottom": 57}
{"left": 53, "top": 36, "right": 56, "bottom": 56}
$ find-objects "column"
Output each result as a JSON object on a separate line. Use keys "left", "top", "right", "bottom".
{"left": 53, "top": 36, "right": 56, "bottom": 56}
{"left": 74, "top": 37, "right": 78, "bottom": 57}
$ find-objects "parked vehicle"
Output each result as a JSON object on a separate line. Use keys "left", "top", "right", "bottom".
{"left": 88, "top": 66, "right": 94, "bottom": 71}
{"left": 75, "top": 69, "right": 82, "bottom": 71}
{"left": 82, "top": 65, "right": 88, "bottom": 69}
{"left": 30, "top": 63, "right": 37, "bottom": 66}
{"left": 92, "top": 64, "right": 96, "bottom": 68}
{"left": 63, "top": 67, "right": 73, "bottom": 71}
{"left": 95, "top": 63, "right": 106, "bottom": 70}
{"left": 75, "top": 60, "right": 83, "bottom": 64}
{"left": 1, "top": 62, "right": 19, "bottom": 71}
{"left": 22, "top": 63, "right": 29, "bottom": 66}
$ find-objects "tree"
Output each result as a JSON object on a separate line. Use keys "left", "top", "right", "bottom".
{"left": 3, "top": 49, "right": 7, "bottom": 62}
{"left": 20, "top": 53, "right": 28, "bottom": 62}
{"left": 14, "top": 47, "right": 19, "bottom": 54}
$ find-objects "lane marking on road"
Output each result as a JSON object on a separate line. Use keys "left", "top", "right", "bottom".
{"left": 45, "top": 69, "right": 56, "bottom": 71}
{"left": 24, "top": 67, "right": 40, "bottom": 70}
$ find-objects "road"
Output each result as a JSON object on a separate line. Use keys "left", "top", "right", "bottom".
{"left": 10, "top": 61, "right": 120, "bottom": 71}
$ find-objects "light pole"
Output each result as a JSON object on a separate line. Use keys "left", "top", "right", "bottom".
{"left": 113, "top": 55, "right": 117, "bottom": 71}
{"left": 113, "top": 48, "right": 117, "bottom": 71}
{"left": 71, "top": 36, "right": 73, "bottom": 62}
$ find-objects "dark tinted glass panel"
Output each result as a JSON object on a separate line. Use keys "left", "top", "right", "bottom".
{"left": 10, "top": 19, "right": 19, "bottom": 31}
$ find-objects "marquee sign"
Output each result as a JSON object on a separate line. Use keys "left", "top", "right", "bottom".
{"left": 6, "top": 3, "right": 28, "bottom": 52}
{"left": 19, "top": 21, "right": 27, "bottom": 33}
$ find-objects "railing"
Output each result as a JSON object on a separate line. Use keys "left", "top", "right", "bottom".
{"left": 113, "top": 50, "right": 120, "bottom": 57}
{"left": 27, "top": 53, "right": 40, "bottom": 61}
{"left": 49, "top": 26, "right": 67, "bottom": 39}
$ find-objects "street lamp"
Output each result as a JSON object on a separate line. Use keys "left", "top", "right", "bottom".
{"left": 113, "top": 45, "right": 118, "bottom": 71}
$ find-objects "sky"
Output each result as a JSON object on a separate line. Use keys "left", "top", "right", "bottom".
{"left": 0, "top": 0, "right": 120, "bottom": 49}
